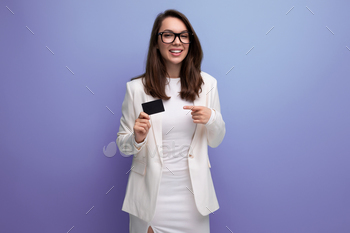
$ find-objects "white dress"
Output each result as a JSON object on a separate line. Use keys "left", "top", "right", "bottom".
{"left": 129, "top": 77, "right": 211, "bottom": 233}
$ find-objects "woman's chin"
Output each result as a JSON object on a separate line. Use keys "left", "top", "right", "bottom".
{"left": 167, "top": 58, "right": 185, "bottom": 65}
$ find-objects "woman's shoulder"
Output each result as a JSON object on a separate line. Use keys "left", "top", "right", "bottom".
{"left": 200, "top": 71, "right": 217, "bottom": 85}
{"left": 126, "top": 76, "right": 145, "bottom": 90}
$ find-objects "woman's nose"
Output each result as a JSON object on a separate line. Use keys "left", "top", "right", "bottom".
{"left": 173, "top": 35, "right": 181, "bottom": 44}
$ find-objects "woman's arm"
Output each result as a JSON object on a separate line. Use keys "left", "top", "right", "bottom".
{"left": 116, "top": 82, "right": 148, "bottom": 156}
{"left": 205, "top": 79, "right": 226, "bottom": 148}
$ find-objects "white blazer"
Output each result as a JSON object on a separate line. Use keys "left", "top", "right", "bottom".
{"left": 116, "top": 71, "right": 226, "bottom": 222}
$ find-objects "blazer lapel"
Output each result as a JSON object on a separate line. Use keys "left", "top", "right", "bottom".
{"left": 189, "top": 87, "right": 206, "bottom": 157}
{"left": 145, "top": 94, "right": 163, "bottom": 164}
{"left": 146, "top": 83, "right": 206, "bottom": 165}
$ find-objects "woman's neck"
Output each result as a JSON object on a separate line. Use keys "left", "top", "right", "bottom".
{"left": 166, "top": 62, "right": 181, "bottom": 78}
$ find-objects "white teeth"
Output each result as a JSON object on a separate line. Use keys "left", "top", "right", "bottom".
{"left": 170, "top": 50, "right": 181, "bottom": 53}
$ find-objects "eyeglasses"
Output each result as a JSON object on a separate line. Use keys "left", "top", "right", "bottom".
{"left": 158, "top": 31, "right": 193, "bottom": 44}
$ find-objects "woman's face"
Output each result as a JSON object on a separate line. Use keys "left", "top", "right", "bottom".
{"left": 156, "top": 17, "right": 190, "bottom": 71}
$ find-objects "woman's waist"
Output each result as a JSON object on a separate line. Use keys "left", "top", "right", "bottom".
{"left": 161, "top": 140, "right": 192, "bottom": 156}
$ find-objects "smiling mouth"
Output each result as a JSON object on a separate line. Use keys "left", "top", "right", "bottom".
{"left": 169, "top": 49, "right": 183, "bottom": 55}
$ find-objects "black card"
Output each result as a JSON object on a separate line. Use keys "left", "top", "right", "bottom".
{"left": 142, "top": 99, "right": 165, "bottom": 115}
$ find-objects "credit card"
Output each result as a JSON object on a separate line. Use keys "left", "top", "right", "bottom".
{"left": 142, "top": 99, "right": 165, "bottom": 115}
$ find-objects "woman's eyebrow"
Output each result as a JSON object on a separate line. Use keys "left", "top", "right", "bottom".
{"left": 163, "top": 29, "right": 189, "bottom": 33}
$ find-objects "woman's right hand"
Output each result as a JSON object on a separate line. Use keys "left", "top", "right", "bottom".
{"left": 134, "top": 112, "right": 151, "bottom": 143}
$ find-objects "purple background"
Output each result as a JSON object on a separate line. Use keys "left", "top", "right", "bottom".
{"left": 1, "top": 0, "right": 350, "bottom": 232}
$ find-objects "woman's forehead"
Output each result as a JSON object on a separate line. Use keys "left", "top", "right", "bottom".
{"left": 160, "top": 17, "right": 187, "bottom": 32}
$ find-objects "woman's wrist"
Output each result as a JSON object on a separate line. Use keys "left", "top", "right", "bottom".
{"left": 205, "top": 108, "right": 216, "bottom": 126}
{"left": 133, "top": 134, "right": 148, "bottom": 150}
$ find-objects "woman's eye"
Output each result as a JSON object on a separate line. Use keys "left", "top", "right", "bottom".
{"left": 163, "top": 33, "right": 172, "bottom": 37}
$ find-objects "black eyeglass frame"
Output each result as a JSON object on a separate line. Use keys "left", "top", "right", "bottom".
{"left": 157, "top": 31, "right": 193, "bottom": 44}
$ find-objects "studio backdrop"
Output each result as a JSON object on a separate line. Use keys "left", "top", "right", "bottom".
{"left": 1, "top": 0, "right": 349, "bottom": 232}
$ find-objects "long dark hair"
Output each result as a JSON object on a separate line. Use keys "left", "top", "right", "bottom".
{"left": 131, "top": 9, "right": 204, "bottom": 102}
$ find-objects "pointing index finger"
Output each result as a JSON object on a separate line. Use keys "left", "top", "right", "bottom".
{"left": 183, "top": 105, "right": 195, "bottom": 110}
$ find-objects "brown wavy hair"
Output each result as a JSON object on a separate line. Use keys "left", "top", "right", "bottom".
{"left": 131, "top": 9, "right": 204, "bottom": 102}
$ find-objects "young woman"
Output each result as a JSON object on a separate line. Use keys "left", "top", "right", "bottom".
{"left": 116, "top": 9, "right": 226, "bottom": 233}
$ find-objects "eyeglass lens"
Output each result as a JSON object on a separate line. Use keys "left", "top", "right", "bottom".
{"left": 162, "top": 32, "right": 190, "bottom": 43}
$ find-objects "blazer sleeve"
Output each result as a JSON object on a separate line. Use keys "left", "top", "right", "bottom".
{"left": 116, "top": 82, "right": 148, "bottom": 156}
{"left": 205, "top": 79, "right": 226, "bottom": 148}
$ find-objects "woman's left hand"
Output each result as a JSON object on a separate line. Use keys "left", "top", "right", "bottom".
{"left": 183, "top": 106, "right": 211, "bottom": 124}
